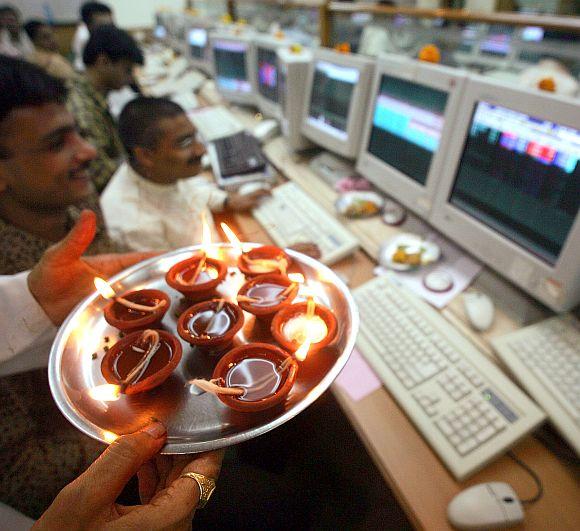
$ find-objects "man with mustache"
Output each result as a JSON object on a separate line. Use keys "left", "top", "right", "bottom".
{"left": 101, "top": 96, "right": 269, "bottom": 251}
{"left": 0, "top": 56, "right": 118, "bottom": 275}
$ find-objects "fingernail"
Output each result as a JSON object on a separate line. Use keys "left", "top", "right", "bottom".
{"left": 142, "top": 421, "right": 166, "bottom": 439}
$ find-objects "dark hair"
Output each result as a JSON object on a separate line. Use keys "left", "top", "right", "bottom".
{"left": 83, "top": 24, "right": 144, "bottom": 66}
{"left": 80, "top": 2, "right": 112, "bottom": 27}
{"left": 0, "top": 5, "right": 19, "bottom": 17}
{"left": 0, "top": 56, "right": 67, "bottom": 157}
{"left": 119, "top": 97, "right": 185, "bottom": 162}
{"left": 23, "top": 19, "right": 45, "bottom": 41}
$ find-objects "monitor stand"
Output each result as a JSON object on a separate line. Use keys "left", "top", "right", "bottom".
{"left": 309, "top": 152, "right": 356, "bottom": 189}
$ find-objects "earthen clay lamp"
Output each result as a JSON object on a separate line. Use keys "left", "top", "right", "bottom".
{"left": 166, "top": 253, "right": 227, "bottom": 301}
{"left": 101, "top": 329, "right": 182, "bottom": 395}
{"left": 237, "top": 273, "right": 298, "bottom": 322}
{"left": 212, "top": 343, "right": 298, "bottom": 412}
{"left": 177, "top": 299, "right": 244, "bottom": 353}
{"left": 104, "top": 289, "right": 170, "bottom": 332}
{"left": 238, "top": 245, "right": 291, "bottom": 277}
{"left": 272, "top": 300, "right": 337, "bottom": 354}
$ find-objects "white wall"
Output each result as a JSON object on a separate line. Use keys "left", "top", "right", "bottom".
{"left": 19, "top": 0, "right": 186, "bottom": 26}
{"left": 108, "top": 0, "right": 186, "bottom": 29}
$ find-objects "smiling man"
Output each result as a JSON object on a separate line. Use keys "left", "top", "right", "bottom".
{"left": 101, "top": 96, "right": 269, "bottom": 251}
{"left": 0, "top": 56, "right": 119, "bottom": 274}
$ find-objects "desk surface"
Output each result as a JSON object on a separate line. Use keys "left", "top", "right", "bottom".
{"left": 175, "top": 77, "right": 579, "bottom": 530}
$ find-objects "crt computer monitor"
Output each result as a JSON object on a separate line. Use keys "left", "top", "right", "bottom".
{"left": 210, "top": 32, "right": 256, "bottom": 105}
{"left": 186, "top": 26, "right": 211, "bottom": 73}
{"left": 430, "top": 77, "right": 580, "bottom": 312}
{"left": 254, "top": 35, "right": 291, "bottom": 119}
{"left": 154, "top": 13, "right": 169, "bottom": 41}
{"left": 301, "top": 48, "right": 374, "bottom": 160}
{"left": 357, "top": 54, "right": 467, "bottom": 219}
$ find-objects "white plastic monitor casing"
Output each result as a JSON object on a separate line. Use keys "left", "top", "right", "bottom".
{"left": 356, "top": 54, "right": 467, "bottom": 219}
{"left": 209, "top": 31, "right": 257, "bottom": 106}
{"left": 277, "top": 47, "right": 313, "bottom": 152}
{"left": 253, "top": 34, "right": 293, "bottom": 119}
{"left": 429, "top": 76, "right": 580, "bottom": 312}
{"left": 301, "top": 48, "right": 375, "bottom": 160}
{"left": 184, "top": 18, "right": 214, "bottom": 74}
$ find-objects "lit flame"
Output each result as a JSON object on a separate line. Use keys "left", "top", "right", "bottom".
{"left": 94, "top": 277, "right": 115, "bottom": 299}
{"left": 306, "top": 297, "right": 315, "bottom": 318}
{"left": 103, "top": 430, "right": 118, "bottom": 443}
{"left": 294, "top": 337, "right": 312, "bottom": 362}
{"left": 88, "top": 384, "right": 121, "bottom": 402}
{"left": 220, "top": 222, "right": 242, "bottom": 253}
{"left": 292, "top": 298, "right": 326, "bottom": 362}
{"left": 288, "top": 273, "right": 305, "bottom": 284}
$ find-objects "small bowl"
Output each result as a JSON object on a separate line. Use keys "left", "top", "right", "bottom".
{"left": 101, "top": 330, "right": 182, "bottom": 395}
{"left": 237, "top": 273, "right": 298, "bottom": 322}
{"left": 104, "top": 289, "right": 170, "bottom": 332}
{"left": 177, "top": 299, "right": 244, "bottom": 352}
{"left": 166, "top": 254, "right": 227, "bottom": 301}
{"left": 238, "top": 246, "right": 291, "bottom": 277}
{"left": 212, "top": 343, "right": 298, "bottom": 412}
{"left": 271, "top": 301, "right": 338, "bottom": 354}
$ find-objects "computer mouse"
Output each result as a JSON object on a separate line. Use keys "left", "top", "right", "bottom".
{"left": 237, "top": 181, "right": 271, "bottom": 196}
{"left": 447, "top": 482, "right": 524, "bottom": 530}
{"left": 463, "top": 291, "right": 495, "bottom": 332}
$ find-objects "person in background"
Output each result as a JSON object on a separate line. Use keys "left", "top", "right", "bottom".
{"left": 71, "top": 1, "right": 113, "bottom": 72}
{"left": 0, "top": 5, "right": 34, "bottom": 58}
{"left": 66, "top": 25, "right": 143, "bottom": 193}
{"left": 0, "top": 209, "right": 224, "bottom": 525}
{"left": 101, "top": 97, "right": 270, "bottom": 252}
{"left": 23, "top": 20, "right": 75, "bottom": 80}
{"left": 0, "top": 56, "right": 118, "bottom": 276}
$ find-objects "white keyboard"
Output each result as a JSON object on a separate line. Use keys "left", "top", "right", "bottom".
{"left": 149, "top": 70, "right": 207, "bottom": 98}
{"left": 189, "top": 105, "right": 244, "bottom": 142}
{"left": 253, "top": 181, "right": 359, "bottom": 265}
{"left": 492, "top": 315, "right": 580, "bottom": 455}
{"left": 354, "top": 275, "right": 545, "bottom": 480}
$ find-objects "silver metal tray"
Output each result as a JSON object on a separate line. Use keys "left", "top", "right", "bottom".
{"left": 49, "top": 244, "right": 359, "bottom": 453}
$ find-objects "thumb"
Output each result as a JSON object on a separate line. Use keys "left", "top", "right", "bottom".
{"left": 74, "top": 422, "right": 167, "bottom": 506}
{"left": 43, "top": 209, "right": 97, "bottom": 266}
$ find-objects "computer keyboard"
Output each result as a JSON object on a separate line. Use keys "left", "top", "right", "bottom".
{"left": 212, "top": 132, "right": 267, "bottom": 177}
{"left": 354, "top": 275, "right": 545, "bottom": 480}
{"left": 149, "top": 70, "right": 206, "bottom": 98}
{"left": 253, "top": 182, "right": 359, "bottom": 265}
{"left": 492, "top": 315, "right": 580, "bottom": 455}
{"left": 189, "top": 105, "right": 244, "bottom": 142}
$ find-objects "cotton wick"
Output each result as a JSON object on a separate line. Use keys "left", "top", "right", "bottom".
{"left": 122, "top": 330, "right": 161, "bottom": 388}
{"left": 204, "top": 299, "right": 226, "bottom": 334}
{"left": 115, "top": 296, "right": 167, "bottom": 313}
{"left": 177, "top": 253, "right": 207, "bottom": 286}
{"left": 188, "top": 357, "right": 293, "bottom": 396}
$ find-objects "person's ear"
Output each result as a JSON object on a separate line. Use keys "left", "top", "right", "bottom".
{"left": 134, "top": 146, "right": 155, "bottom": 168}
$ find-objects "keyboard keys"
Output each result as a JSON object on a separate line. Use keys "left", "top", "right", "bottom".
{"left": 253, "top": 182, "right": 359, "bottom": 265}
{"left": 355, "top": 276, "right": 545, "bottom": 479}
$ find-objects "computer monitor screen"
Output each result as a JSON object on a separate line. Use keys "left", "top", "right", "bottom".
{"left": 521, "top": 26, "right": 544, "bottom": 42}
{"left": 367, "top": 75, "right": 448, "bottom": 186}
{"left": 307, "top": 61, "right": 359, "bottom": 140}
{"left": 449, "top": 101, "right": 580, "bottom": 265}
{"left": 479, "top": 27, "right": 513, "bottom": 57}
{"left": 154, "top": 25, "right": 167, "bottom": 39}
{"left": 188, "top": 28, "right": 207, "bottom": 59}
{"left": 213, "top": 41, "right": 251, "bottom": 93}
{"left": 257, "top": 47, "right": 278, "bottom": 103}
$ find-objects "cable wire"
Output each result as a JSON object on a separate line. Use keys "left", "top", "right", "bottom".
{"left": 507, "top": 451, "right": 544, "bottom": 504}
